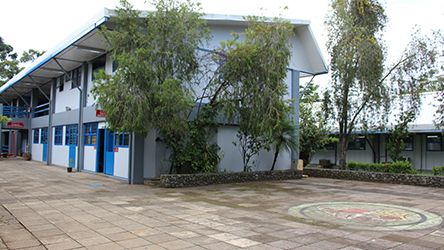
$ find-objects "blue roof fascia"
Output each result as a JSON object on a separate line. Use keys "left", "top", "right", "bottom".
{"left": 0, "top": 10, "right": 110, "bottom": 95}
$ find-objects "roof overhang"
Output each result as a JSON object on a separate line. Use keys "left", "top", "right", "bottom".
{"left": 0, "top": 8, "right": 328, "bottom": 105}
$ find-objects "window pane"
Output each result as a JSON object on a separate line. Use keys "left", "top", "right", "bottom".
{"left": 124, "top": 134, "right": 129, "bottom": 146}
{"left": 91, "top": 135, "right": 97, "bottom": 145}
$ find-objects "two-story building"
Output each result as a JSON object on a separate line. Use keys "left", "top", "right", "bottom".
{"left": 0, "top": 8, "right": 328, "bottom": 183}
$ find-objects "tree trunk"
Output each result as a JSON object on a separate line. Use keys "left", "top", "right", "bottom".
{"left": 338, "top": 134, "right": 348, "bottom": 170}
{"left": 270, "top": 149, "right": 279, "bottom": 171}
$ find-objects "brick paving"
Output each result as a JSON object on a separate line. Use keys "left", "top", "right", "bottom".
{"left": 0, "top": 157, "right": 443, "bottom": 249}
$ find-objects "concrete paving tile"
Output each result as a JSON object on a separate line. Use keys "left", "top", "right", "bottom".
{"left": 208, "top": 233, "right": 240, "bottom": 241}
{"left": 169, "top": 230, "right": 200, "bottom": 238}
{"left": 45, "top": 240, "right": 82, "bottom": 250}
{"left": 116, "top": 237, "right": 153, "bottom": 248}
{"left": 158, "top": 239, "right": 196, "bottom": 250}
{"left": 266, "top": 240, "right": 303, "bottom": 249}
{"left": 226, "top": 238, "right": 261, "bottom": 248}
{"left": 142, "top": 233, "right": 178, "bottom": 244}
{"left": 185, "top": 236, "right": 220, "bottom": 245}
{"left": 75, "top": 235, "right": 112, "bottom": 246}
{"left": 31, "top": 228, "right": 65, "bottom": 238}
{"left": 66, "top": 230, "right": 101, "bottom": 240}
{"left": 201, "top": 242, "right": 239, "bottom": 250}
{"left": 4, "top": 238, "right": 42, "bottom": 249}
{"left": 86, "top": 242, "right": 126, "bottom": 250}
{"left": 390, "top": 243, "right": 434, "bottom": 250}
{"left": 39, "top": 234, "right": 72, "bottom": 245}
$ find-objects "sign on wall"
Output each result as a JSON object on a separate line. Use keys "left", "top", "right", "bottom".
{"left": 6, "top": 122, "right": 24, "bottom": 128}
{"left": 96, "top": 110, "right": 107, "bottom": 118}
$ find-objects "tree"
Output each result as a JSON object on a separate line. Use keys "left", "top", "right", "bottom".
{"left": 325, "top": 0, "right": 440, "bottom": 169}
{"left": 1, "top": 36, "right": 45, "bottom": 85}
{"left": 213, "top": 16, "right": 295, "bottom": 171}
{"left": 92, "top": 0, "right": 210, "bottom": 137}
{"left": 269, "top": 118, "right": 298, "bottom": 171}
{"left": 0, "top": 115, "right": 11, "bottom": 125}
{"left": 299, "top": 84, "right": 334, "bottom": 167}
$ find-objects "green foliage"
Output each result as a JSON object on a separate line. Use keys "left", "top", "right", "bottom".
{"left": 325, "top": 0, "right": 441, "bottom": 169}
{"left": 346, "top": 160, "right": 417, "bottom": 174}
{"left": 299, "top": 87, "right": 334, "bottom": 167}
{"left": 268, "top": 118, "right": 299, "bottom": 171}
{"left": 91, "top": 0, "right": 211, "bottom": 136}
{"left": 213, "top": 15, "right": 295, "bottom": 168}
{"left": 233, "top": 129, "right": 267, "bottom": 172}
{"left": 385, "top": 117, "right": 410, "bottom": 162}
{"left": 159, "top": 105, "right": 221, "bottom": 174}
{"left": 0, "top": 115, "right": 11, "bottom": 125}
{"left": 432, "top": 165, "right": 444, "bottom": 176}
{"left": 0, "top": 36, "right": 45, "bottom": 85}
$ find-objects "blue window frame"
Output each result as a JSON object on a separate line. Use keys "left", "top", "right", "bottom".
{"left": 41, "top": 128, "right": 48, "bottom": 144}
{"left": 71, "top": 68, "right": 81, "bottom": 89}
{"left": 33, "top": 129, "right": 39, "bottom": 144}
{"left": 348, "top": 136, "right": 366, "bottom": 150}
{"left": 54, "top": 126, "right": 63, "bottom": 145}
{"left": 427, "top": 135, "right": 443, "bottom": 151}
{"left": 66, "top": 125, "right": 78, "bottom": 146}
{"left": 115, "top": 133, "right": 129, "bottom": 147}
{"left": 84, "top": 123, "right": 98, "bottom": 146}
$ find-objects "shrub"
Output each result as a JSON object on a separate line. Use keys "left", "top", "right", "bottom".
{"left": 346, "top": 160, "right": 417, "bottom": 174}
{"left": 432, "top": 166, "right": 444, "bottom": 176}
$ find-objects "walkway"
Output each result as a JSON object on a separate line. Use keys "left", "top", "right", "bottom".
{"left": 0, "top": 158, "right": 443, "bottom": 249}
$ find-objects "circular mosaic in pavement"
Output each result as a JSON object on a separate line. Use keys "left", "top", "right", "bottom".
{"left": 288, "top": 202, "right": 443, "bottom": 231}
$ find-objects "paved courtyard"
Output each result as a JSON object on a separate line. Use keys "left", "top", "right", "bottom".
{"left": 0, "top": 157, "right": 444, "bottom": 250}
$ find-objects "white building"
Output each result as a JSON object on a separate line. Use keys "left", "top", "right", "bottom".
{"left": 311, "top": 92, "right": 444, "bottom": 172}
{"left": 0, "top": 8, "right": 327, "bottom": 183}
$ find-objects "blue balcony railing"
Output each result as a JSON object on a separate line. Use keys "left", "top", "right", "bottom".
{"left": 34, "top": 103, "right": 50, "bottom": 118}
{"left": 3, "top": 106, "right": 29, "bottom": 118}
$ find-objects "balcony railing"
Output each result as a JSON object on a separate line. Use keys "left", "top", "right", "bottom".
{"left": 3, "top": 106, "right": 29, "bottom": 118}
{"left": 34, "top": 103, "right": 50, "bottom": 118}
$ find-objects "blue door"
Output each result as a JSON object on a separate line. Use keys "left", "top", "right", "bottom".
{"left": 42, "top": 144, "right": 47, "bottom": 162}
{"left": 41, "top": 127, "right": 48, "bottom": 162}
{"left": 104, "top": 130, "right": 114, "bottom": 175}
{"left": 69, "top": 146, "right": 76, "bottom": 168}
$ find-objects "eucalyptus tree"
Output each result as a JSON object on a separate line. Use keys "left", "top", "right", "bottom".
{"left": 211, "top": 16, "right": 295, "bottom": 171}
{"left": 325, "top": 0, "right": 440, "bottom": 169}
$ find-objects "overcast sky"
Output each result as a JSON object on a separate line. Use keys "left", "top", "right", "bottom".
{"left": 1, "top": 0, "right": 443, "bottom": 85}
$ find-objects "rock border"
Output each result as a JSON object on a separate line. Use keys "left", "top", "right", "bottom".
{"left": 303, "top": 168, "right": 444, "bottom": 188}
{"left": 160, "top": 170, "right": 303, "bottom": 188}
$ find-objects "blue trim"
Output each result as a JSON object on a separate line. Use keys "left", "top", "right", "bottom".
{"left": 66, "top": 125, "right": 78, "bottom": 146}
{"left": 54, "top": 126, "right": 63, "bottom": 145}
{"left": 0, "top": 16, "right": 109, "bottom": 95}
{"left": 33, "top": 129, "right": 39, "bottom": 144}
{"left": 115, "top": 133, "right": 129, "bottom": 148}
{"left": 40, "top": 127, "right": 48, "bottom": 144}
{"left": 84, "top": 123, "right": 98, "bottom": 146}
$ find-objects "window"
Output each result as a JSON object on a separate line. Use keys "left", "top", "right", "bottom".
{"left": 54, "top": 126, "right": 63, "bottom": 145}
{"left": 66, "top": 125, "right": 78, "bottom": 146}
{"left": 71, "top": 68, "right": 81, "bottom": 89}
{"left": 403, "top": 135, "right": 414, "bottom": 151}
{"left": 41, "top": 127, "right": 48, "bottom": 144}
{"left": 348, "top": 136, "right": 366, "bottom": 150}
{"left": 84, "top": 123, "right": 98, "bottom": 146}
{"left": 115, "top": 133, "right": 129, "bottom": 147}
{"left": 112, "top": 61, "right": 119, "bottom": 72}
{"left": 33, "top": 129, "right": 39, "bottom": 144}
{"left": 92, "top": 56, "right": 106, "bottom": 80}
{"left": 427, "top": 135, "right": 443, "bottom": 151}
{"left": 59, "top": 76, "right": 64, "bottom": 92}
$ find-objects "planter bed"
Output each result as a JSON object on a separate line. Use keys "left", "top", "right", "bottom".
{"left": 303, "top": 168, "right": 444, "bottom": 188}
{"left": 160, "top": 169, "right": 303, "bottom": 188}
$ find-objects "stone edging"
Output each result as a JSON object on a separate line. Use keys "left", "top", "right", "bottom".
{"left": 160, "top": 170, "right": 303, "bottom": 188}
{"left": 303, "top": 168, "right": 444, "bottom": 188}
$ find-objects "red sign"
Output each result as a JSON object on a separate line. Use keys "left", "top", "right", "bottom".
{"left": 114, "top": 147, "right": 119, "bottom": 153}
{"left": 96, "top": 110, "right": 107, "bottom": 117}
{"left": 6, "top": 122, "right": 24, "bottom": 128}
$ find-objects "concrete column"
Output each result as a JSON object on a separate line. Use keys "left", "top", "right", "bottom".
{"left": 291, "top": 69, "right": 300, "bottom": 159}
{"left": 76, "top": 62, "right": 87, "bottom": 172}
{"left": 0, "top": 103, "right": 3, "bottom": 155}
{"left": 28, "top": 88, "right": 39, "bottom": 156}
{"left": 47, "top": 78, "right": 57, "bottom": 165}
{"left": 129, "top": 133, "right": 145, "bottom": 184}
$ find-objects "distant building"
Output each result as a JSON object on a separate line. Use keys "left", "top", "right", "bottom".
{"left": 311, "top": 92, "right": 444, "bottom": 172}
